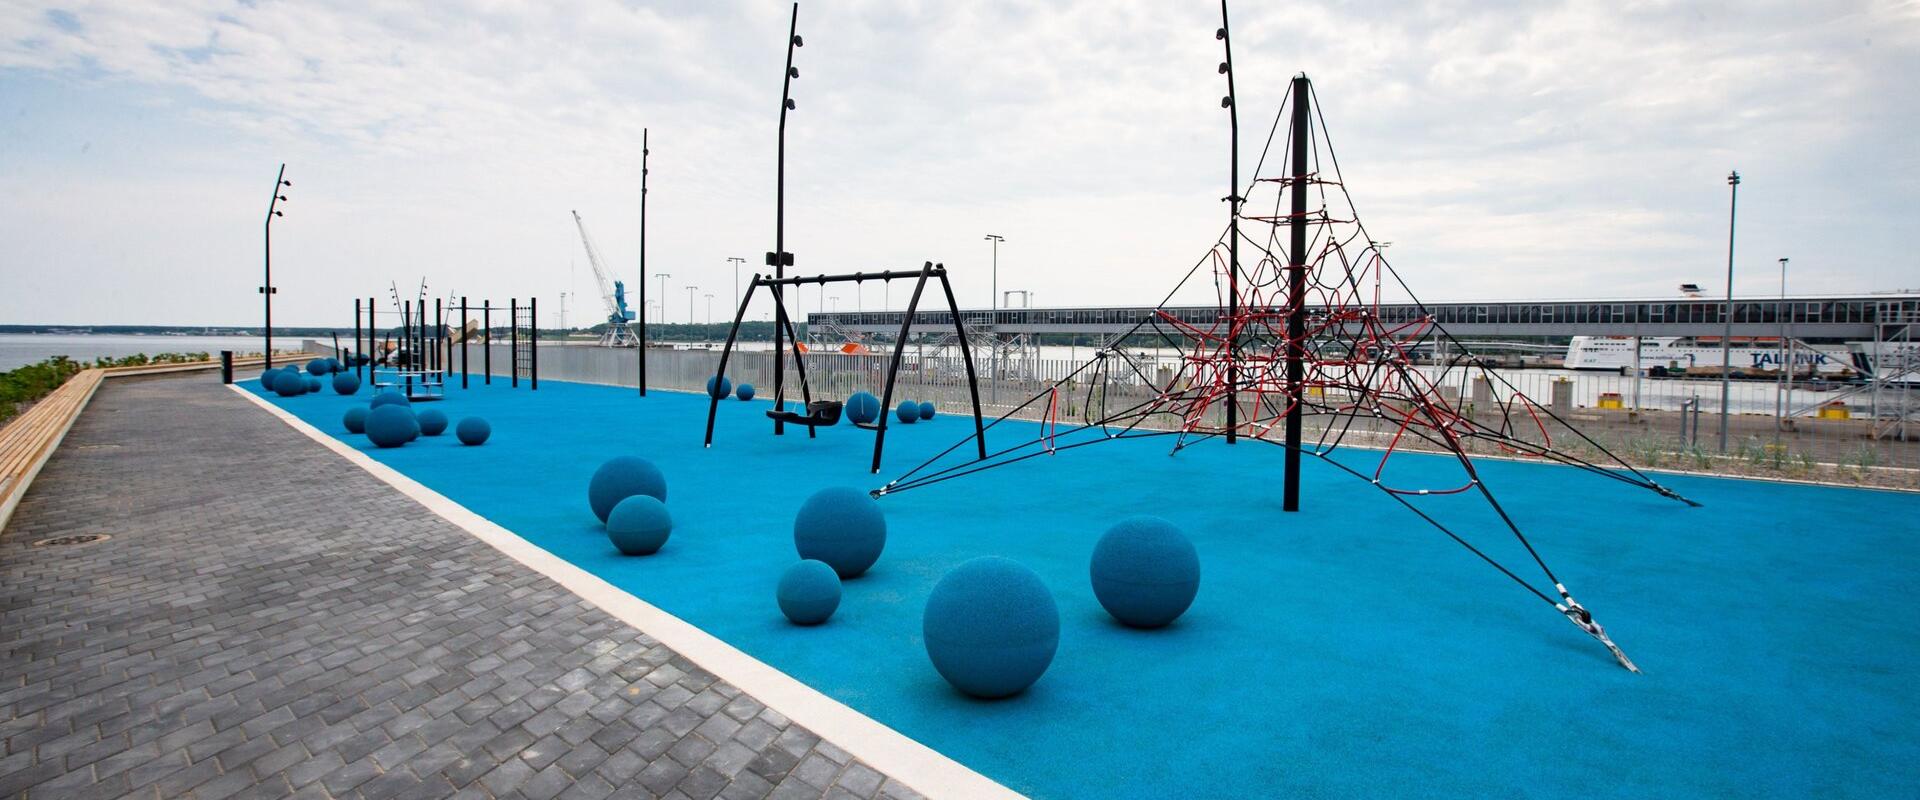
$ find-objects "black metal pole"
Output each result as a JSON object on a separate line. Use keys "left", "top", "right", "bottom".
{"left": 705, "top": 279, "right": 764, "bottom": 447}
{"left": 353, "top": 298, "right": 362, "bottom": 379}
{"left": 261, "top": 163, "right": 287, "bottom": 368}
{"left": 511, "top": 298, "right": 519, "bottom": 388}
{"left": 639, "top": 127, "right": 649, "bottom": 396}
{"left": 435, "top": 298, "right": 443, "bottom": 373}
{"left": 872, "top": 263, "right": 934, "bottom": 473}
{"left": 1218, "top": 1, "right": 1240, "bottom": 445}
{"left": 770, "top": 2, "right": 801, "bottom": 435}
{"left": 484, "top": 300, "right": 492, "bottom": 385}
{"left": 530, "top": 297, "right": 538, "bottom": 390}
{"left": 1282, "top": 75, "right": 1311, "bottom": 513}
{"left": 935, "top": 269, "right": 989, "bottom": 461}
{"left": 365, "top": 296, "right": 374, "bottom": 380}
{"left": 461, "top": 297, "right": 470, "bottom": 389}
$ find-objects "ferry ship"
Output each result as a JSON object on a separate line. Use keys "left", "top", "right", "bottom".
{"left": 1564, "top": 336, "right": 1852, "bottom": 375}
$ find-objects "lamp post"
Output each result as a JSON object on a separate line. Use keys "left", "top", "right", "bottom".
{"left": 1776, "top": 256, "right": 1790, "bottom": 433}
{"left": 1718, "top": 170, "right": 1739, "bottom": 453}
{"left": 727, "top": 256, "right": 746, "bottom": 313}
{"left": 983, "top": 234, "right": 1004, "bottom": 318}
{"left": 685, "top": 285, "right": 698, "bottom": 327}
{"left": 654, "top": 273, "right": 670, "bottom": 324}
{"left": 984, "top": 234, "right": 1005, "bottom": 406}
{"left": 261, "top": 164, "right": 291, "bottom": 367}
{"left": 704, "top": 293, "right": 714, "bottom": 325}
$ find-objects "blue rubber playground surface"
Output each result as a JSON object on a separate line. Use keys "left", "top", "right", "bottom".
{"left": 252, "top": 375, "right": 1920, "bottom": 798}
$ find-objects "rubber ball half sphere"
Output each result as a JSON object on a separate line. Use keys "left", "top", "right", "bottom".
{"left": 792, "top": 487, "right": 886, "bottom": 578}
{"left": 894, "top": 402, "right": 919, "bottom": 424}
{"left": 343, "top": 406, "right": 369, "bottom": 434}
{"left": 1090, "top": 516, "right": 1201, "bottom": 628}
{"left": 306, "top": 358, "right": 329, "bottom": 376}
{"left": 416, "top": 408, "right": 449, "bottom": 436}
{"left": 364, "top": 404, "right": 419, "bottom": 448}
{"left": 303, "top": 376, "right": 322, "bottom": 393}
{"left": 332, "top": 372, "right": 361, "bottom": 395}
{"left": 707, "top": 375, "right": 733, "bottom": 400}
{"left": 272, "top": 370, "right": 306, "bottom": 397}
{"left": 587, "top": 456, "right": 667, "bottom": 523}
{"left": 777, "top": 560, "right": 842, "bottom": 625}
{"left": 917, "top": 401, "right": 936, "bottom": 420}
{"left": 606, "top": 495, "right": 672, "bottom": 555}
{"left": 923, "top": 557, "right": 1060, "bottom": 698}
{"left": 736, "top": 383, "right": 755, "bottom": 401}
{"left": 455, "top": 417, "right": 491, "bottom": 446}
{"left": 846, "top": 391, "right": 880, "bottom": 425}
{"left": 370, "top": 391, "right": 410, "bottom": 409}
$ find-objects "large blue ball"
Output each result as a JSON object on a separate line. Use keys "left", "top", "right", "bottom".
{"left": 736, "top": 383, "right": 755, "bottom": 401}
{"left": 1090, "top": 516, "right": 1201, "bottom": 628}
{"left": 303, "top": 375, "right": 321, "bottom": 393}
{"left": 259, "top": 367, "right": 278, "bottom": 385}
{"left": 923, "top": 557, "right": 1059, "bottom": 698}
{"left": 343, "top": 406, "right": 369, "bottom": 434}
{"left": 606, "top": 495, "right": 672, "bottom": 555}
{"left": 793, "top": 487, "right": 886, "bottom": 578}
{"left": 894, "top": 402, "right": 919, "bottom": 424}
{"left": 777, "top": 560, "right": 842, "bottom": 625}
{"left": 416, "top": 408, "right": 448, "bottom": 436}
{"left": 365, "top": 405, "right": 419, "bottom": 448}
{"left": 456, "top": 417, "right": 491, "bottom": 446}
{"left": 707, "top": 375, "right": 733, "bottom": 400}
{"left": 588, "top": 456, "right": 667, "bottom": 523}
{"left": 332, "top": 372, "right": 361, "bottom": 395}
{"left": 272, "top": 370, "right": 306, "bottom": 397}
{"left": 917, "top": 401, "right": 936, "bottom": 420}
{"left": 306, "top": 358, "right": 330, "bottom": 376}
{"left": 846, "top": 391, "right": 880, "bottom": 425}
{"left": 370, "top": 390, "right": 410, "bottom": 409}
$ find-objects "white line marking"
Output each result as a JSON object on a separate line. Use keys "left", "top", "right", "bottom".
{"left": 228, "top": 384, "right": 1021, "bottom": 800}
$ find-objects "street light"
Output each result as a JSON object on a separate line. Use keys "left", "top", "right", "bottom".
{"left": 984, "top": 234, "right": 1005, "bottom": 318}
{"left": 261, "top": 164, "right": 291, "bottom": 367}
{"left": 653, "top": 273, "right": 671, "bottom": 324}
{"left": 1776, "top": 257, "right": 1790, "bottom": 433}
{"left": 1718, "top": 170, "right": 1739, "bottom": 453}
{"left": 685, "top": 285, "right": 698, "bottom": 327}
{"left": 704, "top": 293, "right": 714, "bottom": 325}
{"left": 727, "top": 256, "right": 746, "bottom": 314}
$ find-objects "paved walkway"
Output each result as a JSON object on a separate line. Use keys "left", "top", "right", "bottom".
{"left": 1, "top": 376, "right": 919, "bottom": 800}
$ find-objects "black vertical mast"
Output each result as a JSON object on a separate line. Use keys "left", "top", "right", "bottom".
{"left": 1282, "top": 75, "right": 1311, "bottom": 512}
{"left": 769, "top": 3, "right": 803, "bottom": 435}
{"left": 639, "top": 127, "right": 649, "bottom": 396}
{"left": 1217, "top": 2, "right": 1239, "bottom": 444}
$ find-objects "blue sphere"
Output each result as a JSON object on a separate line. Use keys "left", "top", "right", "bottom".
{"left": 370, "top": 390, "right": 410, "bottom": 409}
{"left": 923, "top": 557, "right": 1059, "bottom": 698}
{"left": 343, "top": 406, "right": 369, "bottom": 434}
{"left": 355, "top": 353, "right": 370, "bottom": 366}
{"left": 365, "top": 405, "right": 419, "bottom": 448}
{"left": 332, "top": 372, "right": 361, "bottom": 395}
{"left": 917, "top": 401, "right": 936, "bottom": 420}
{"left": 588, "top": 456, "right": 667, "bottom": 523}
{"left": 455, "top": 417, "right": 491, "bottom": 446}
{"left": 303, "top": 375, "right": 321, "bottom": 393}
{"left": 707, "top": 375, "right": 733, "bottom": 400}
{"left": 793, "top": 487, "right": 886, "bottom": 578}
{"left": 259, "top": 367, "right": 278, "bottom": 385}
{"left": 272, "top": 370, "right": 306, "bottom": 397}
{"left": 416, "top": 408, "right": 448, "bottom": 436}
{"left": 846, "top": 391, "right": 880, "bottom": 425}
{"left": 306, "top": 358, "right": 330, "bottom": 376}
{"left": 736, "top": 383, "right": 755, "bottom": 401}
{"left": 895, "top": 402, "right": 919, "bottom": 424}
{"left": 606, "top": 495, "right": 672, "bottom": 555}
{"left": 1090, "top": 517, "right": 1201, "bottom": 628}
{"left": 777, "top": 560, "right": 842, "bottom": 625}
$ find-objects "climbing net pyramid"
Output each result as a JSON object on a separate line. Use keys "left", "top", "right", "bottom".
{"left": 879, "top": 81, "right": 1698, "bottom": 672}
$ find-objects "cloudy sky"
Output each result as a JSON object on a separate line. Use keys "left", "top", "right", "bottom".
{"left": 2, "top": 0, "right": 1916, "bottom": 327}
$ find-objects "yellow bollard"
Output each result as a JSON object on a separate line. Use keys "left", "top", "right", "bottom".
{"left": 1817, "top": 401, "right": 1850, "bottom": 420}
{"left": 1597, "top": 392, "right": 1624, "bottom": 409}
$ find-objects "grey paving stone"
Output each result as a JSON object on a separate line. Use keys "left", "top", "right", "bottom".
{"left": 0, "top": 377, "right": 906, "bottom": 800}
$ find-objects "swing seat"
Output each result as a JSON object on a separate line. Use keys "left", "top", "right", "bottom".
{"left": 767, "top": 400, "right": 843, "bottom": 428}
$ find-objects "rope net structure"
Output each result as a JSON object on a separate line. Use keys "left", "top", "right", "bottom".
{"left": 876, "top": 81, "right": 1699, "bottom": 673}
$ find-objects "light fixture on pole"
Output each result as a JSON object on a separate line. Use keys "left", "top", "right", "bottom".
{"left": 704, "top": 293, "right": 714, "bottom": 325}
{"left": 727, "top": 256, "right": 746, "bottom": 313}
{"left": 261, "top": 164, "right": 291, "bottom": 367}
{"left": 1776, "top": 256, "right": 1790, "bottom": 433}
{"left": 1718, "top": 170, "right": 1739, "bottom": 453}
{"left": 653, "top": 273, "right": 671, "bottom": 324}
{"left": 686, "top": 285, "right": 698, "bottom": 327}
{"left": 983, "top": 234, "right": 1005, "bottom": 318}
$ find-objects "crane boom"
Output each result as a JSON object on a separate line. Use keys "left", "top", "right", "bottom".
{"left": 571, "top": 210, "right": 637, "bottom": 347}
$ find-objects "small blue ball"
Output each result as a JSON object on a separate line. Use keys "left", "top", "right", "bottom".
{"left": 793, "top": 487, "right": 887, "bottom": 578}
{"left": 588, "top": 456, "right": 667, "bottom": 523}
{"left": 272, "top": 370, "right": 306, "bottom": 397}
{"left": 846, "top": 392, "right": 880, "bottom": 425}
{"left": 365, "top": 405, "right": 418, "bottom": 448}
{"left": 1090, "top": 516, "right": 1201, "bottom": 628}
{"left": 332, "top": 372, "right": 361, "bottom": 395}
{"left": 456, "top": 417, "right": 491, "bottom": 446}
{"left": 923, "top": 557, "right": 1059, "bottom": 698}
{"left": 370, "top": 390, "right": 410, "bottom": 409}
{"left": 343, "top": 406, "right": 369, "bottom": 434}
{"left": 416, "top": 408, "right": 448, "bottom": 436}
{"left": 736, "top": 383, "right": 755, "bottom": 401}
{"left": 304, "top": 375, "right": 321, "bottom": 393}
{"left": 777, "top": 560, "right": 842, "bottom": 625}
{"left": 606, "top": 495, "right": 672, "bottom": 555}
{"left": 707, "top": 375, "right": 733, "bottom": 400}
{"left": 306, "top": 358, "right": 329, "bottom": 376}
{"left": 917, "top": 401, "right": 936, "bottom": 420}
{"left": 895, "top": 402, "right": 919, "bottom": 424}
